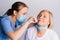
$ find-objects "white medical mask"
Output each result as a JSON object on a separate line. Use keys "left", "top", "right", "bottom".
{"left": 35, "top": 24, "right": 48, "bottom": 30}
{"left": 17, "top": 15, "right": 27, "bottom": 23}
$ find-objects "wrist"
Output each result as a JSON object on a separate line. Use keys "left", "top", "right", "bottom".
{"left": 22, "top": 21, "right": 30, "bottom": 28}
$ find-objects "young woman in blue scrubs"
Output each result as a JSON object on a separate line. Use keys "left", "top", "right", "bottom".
{"left": 1, "top": 1, "right": 35, "bottom": 40}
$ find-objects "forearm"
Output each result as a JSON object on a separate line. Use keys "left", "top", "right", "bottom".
{"left": 8, "top": 17, "right": 34, "bottom": 40}
{"left": 14, "top": 22, "right": 29, "bottom": 39}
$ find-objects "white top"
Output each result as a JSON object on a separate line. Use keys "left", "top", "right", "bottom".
{"left": 25, "top": 27, "right": 59, "bottom": 40}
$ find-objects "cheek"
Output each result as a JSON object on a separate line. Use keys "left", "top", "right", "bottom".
{"left": 16, "top": 14, "right": 19, "bottom": 18}
{"left": 17, "top": 12, "right": 22, "bottom": 17}
{"left": 15, "top": 13, "right": 20, "bottom": 19}
{"left": 38, "top": 19, "right": 49, "bottom": 26}
{"left": 44, "top": 20, "right": 49, "bottom": 25}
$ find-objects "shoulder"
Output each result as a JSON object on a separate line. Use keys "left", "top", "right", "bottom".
{"left": 1, "top": 15, "right": 11, "bottom": 26}
{"left": 27, "top": 26, "right": 36, "bottom": 35}
{"left": 1, "top": 14, "right": 10, "bottom": 22}
{"left": 47, "top": 29, "right": 59, "bottom": 38}
{"left": 26, "top": 26, "right": 36, "bottom": 39}
{"left": 27, "top": 26, "right": 36, "bottom": 32}
{"left": 47, "top": 29, "right": 58, "bottom": 34}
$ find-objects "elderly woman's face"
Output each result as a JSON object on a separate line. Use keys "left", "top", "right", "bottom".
{"left": 37, "top": 11, "right": 50, "bottom": 26}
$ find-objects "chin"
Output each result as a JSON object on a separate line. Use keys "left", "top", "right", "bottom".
{"left": 38, "top": 22, "right": 44, "bottom": 26}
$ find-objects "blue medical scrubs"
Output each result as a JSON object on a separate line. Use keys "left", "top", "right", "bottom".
{"left": 0, "top": 14, "right": 22, "bottom": 40}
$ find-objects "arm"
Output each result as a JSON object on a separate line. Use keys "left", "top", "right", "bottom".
{"left": 25, "top": 29, "right": 29, "bottom": 40}
{"left": 8, "top": 21, "right": 30, "bottom": 40}
{"left": 1, "top": 17, "right": 35, "bottom": 40}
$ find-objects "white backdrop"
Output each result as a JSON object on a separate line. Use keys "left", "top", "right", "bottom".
{"left": 0, "top": 0, "right": 60, "bottom": 40}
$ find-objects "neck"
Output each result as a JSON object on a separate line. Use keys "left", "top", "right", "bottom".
{"left": 36, "top": 29, "right": 47, "bottom": 37}
{"left": 37, "top": 29, "right": 46, "bottom": 34}
{"left": 9, "top": 15, "right": 16, "bottom": 25}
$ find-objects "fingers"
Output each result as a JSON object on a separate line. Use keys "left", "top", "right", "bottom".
{"left": 27, "top": 16, "right": 37, "bottom": 24}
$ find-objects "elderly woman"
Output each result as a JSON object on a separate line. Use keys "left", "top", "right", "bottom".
{"left": 25, "top": 10, "right": 59, "bottom": 40}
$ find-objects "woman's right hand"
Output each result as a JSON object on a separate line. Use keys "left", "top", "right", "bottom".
{"left": 26, "top": 17, "right": 35, "bottom": 25}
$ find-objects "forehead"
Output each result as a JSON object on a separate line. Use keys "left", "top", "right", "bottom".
{"left": 19, "top": 7, "right": 28, "bottom": 12}
{"left": 17, "top": 7, "right": 28, "bottom": 15}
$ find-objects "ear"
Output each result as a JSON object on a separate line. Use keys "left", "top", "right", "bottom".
{"left": 13, "top": 10, "right": 17, "bottom": 16}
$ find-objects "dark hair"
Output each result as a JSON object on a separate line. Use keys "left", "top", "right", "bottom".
{"left": 6, "top": 1, "right": 28, "bottom": 16}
